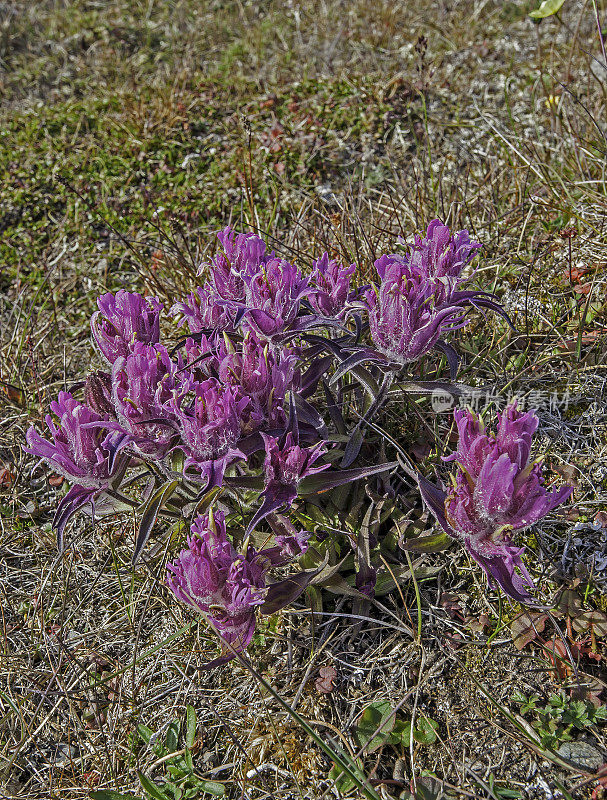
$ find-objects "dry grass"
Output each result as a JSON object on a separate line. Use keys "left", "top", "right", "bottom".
{"left": 2, "top": 1, "right": 607, "bottom": 798}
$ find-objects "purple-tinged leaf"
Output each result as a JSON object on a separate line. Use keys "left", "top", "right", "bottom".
{"left": 434, "top": 339, "right": 460, "bottom": 379}
{"left": 322, "top": 380, "right": 346, "bottom": 435}
{"left": 261, "top": 566, "right": 325, "bottom": 614}
{"left": 53, "top": 485, "right": 96, "bottom": 553}
{"left": 223, "top": 474, "right": 265, "bottom": 491}
{"left": 298, "top": 461, "right": 397, "bottom": 495}
{"left": 416, "top": 473, "right": 454, "bottom": 537}
{"left": 300, "top": 356, "right": 333, "bottom": 399}
{"left": 133, "top": 479, "right": 179, "bottom": 563}
{"left": 330, "top": 349, "right": 387, "bottom": 385}
{"left": 341, "top": 427, "right": 365, "bottom": 469}
{"left": 293, "top": 395, "right": 328, "bottom": 438}
{"left": 246, "top": 483, "right": 297, "bottom": 535}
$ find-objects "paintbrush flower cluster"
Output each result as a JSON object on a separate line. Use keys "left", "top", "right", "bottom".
{"left": 26, "top": 221, "right": 571, "bottom": 663}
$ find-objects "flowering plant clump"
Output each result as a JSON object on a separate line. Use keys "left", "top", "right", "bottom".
{"left": 416, "top": 403, "right": 572, "bottom": 601}
{"left": 26, "top": 220, "right": 572, "bottom": 663}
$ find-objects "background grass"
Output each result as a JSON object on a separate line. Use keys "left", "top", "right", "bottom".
{"left": 1, "top": 1, "right": 607, "bottom": 798}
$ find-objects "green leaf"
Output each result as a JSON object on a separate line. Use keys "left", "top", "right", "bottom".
{"left": 137, "top": 724, "right": 155, "bottom": 745}
{"left": 389, "top": 718, "right": 412, "bottom": 745}
{"left": 165, "top": 721, "right": 180, "bottom": 753}
{"left": 137, "top": 772, "right": 169, "bottom": 800}
{"left": 329, "top": 758, "right": 365, "bottom": 794}
{"left": 355, "top": 700, "right": 396, "bottom": 753}
{"left": 191, "top": 780, "right": 225, "bottom": 797}
{"left": 185, "top": 705, "right": 196, "bottom": 749}
{"left": 413, "top": 716, "right": 439, "bottom": 745}
{"left": 529, "top": 0, "right": 566, "bottom": 19}
{"left": 298, "top": 461, "right": 397, "bottom": 496}
{"left": 133, "top": 479, "right": 179, "bottom": 563}
{"left": 399, "top": 531, "right": 452, "bottom": 553}
{"left": 90, "top": 792, "right": 141, "bottom": 800}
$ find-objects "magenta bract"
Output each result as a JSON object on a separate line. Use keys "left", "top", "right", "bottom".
{"left": 91, "top": 290, "right": 163, "bottom": 364}
{"left": 365, "top": 219, "right": 484, "bottom": 366}
{"left": 309, "top": 253, "right": 356, "bottom": 317}
{"left": 167, "top": 511, "right": 268, "bottom": 652}
{"left": 172, "top": 376, "right": 248, "bottom": 484}
{"left": 111, "top": 342, "right": 180, "bottom": 459}
{"left": 244, "top": 258, "right": 311, "bottom": 338}
{"left": 25, "top": 392, "right": 121, "bottom": 489}
{"left": 421, "top": 402, "right": 572, "bottom": 602}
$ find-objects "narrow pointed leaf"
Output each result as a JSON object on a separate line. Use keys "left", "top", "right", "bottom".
{"left": 53, "top": 485, "right": 96, "bottom": 553}
{"left": 300, "top": 355, "right": 333, "bottom": 398}
{"left": 133, "top": 479, "right": 179, "bottom": 563}
{"left": 416, "top": 473, "right": 455, "bottom": 537}
{"left": 261, "top": 560, "right": 328, "bottom": 614}
{"left": 185, "top": 704, "right": 196, "bottom": 748}
{"left": 434, "top": 339, "right": 460, "bottom": 379}
{"left": 322, "top": 380, "right": 346, "bottom": 435}
{"left": 330, "top": 349, "right": 385, "bottom": 386}
{"left": 137, "top": 772, "right": 167, "bottom": 800}
{"left": 299, "top": 461, "right": 397, "bottom": 495}
{"left": 400, "top": 531, "right": 452, "bottom": 553}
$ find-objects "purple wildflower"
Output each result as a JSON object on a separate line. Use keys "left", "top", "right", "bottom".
{"left": 172, "top": 376, "right": 249, "bottom": 485}
{"left": 406, "top": 219, "right": 481, "bottom": 300}
{"left": 167, "top": 510, "right": 267, "bottom": 652}
{"left": 366, "top": 260, "right": 468, "bottom": 366}
{"left": 206, "top": 227, "right": 272, "bottom": 300}
{"left": 216, "top": 328, "right": 299, "bottom": 432}
{"left": 244, "top": 257, "right": 311, "bottom": 339}
{"left": 171, "top": 286, "right": 235, "bottom": 334}
{"left": 247, "top": 433, "right": 329, "bottom": 532}
{"left": 273, "top": 526, "right": 310, "bottom": 558}
{"left": 25, "top": 392, "right": 128, "bottom": 546}
{"left": 91, "top": 291, "right": 163, "bottom": 364}
{"left": 111, "top": 342, "right": 180, "bottom": 459}
{"left": 309, "top": 253, "right": 356, "bottom": 317}
{"left": 419, "top": 402, "right": 572, "bottom": 602}
{"left": 367, "top": 220, "right": 502, "bottom": 366}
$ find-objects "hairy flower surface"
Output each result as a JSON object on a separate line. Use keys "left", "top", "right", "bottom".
{"left": 173, "top": 376, "right": 248, "bottom": 484}
{"left": 111, "top": 342, "right": 180, "bottom": 459}
{"left": 366, "top": 265, "right": 467, "bottom": 365}
{"left": 207, "top": 227, "right": 272, "bottom": 300}
{"left": 216, "top": 328, "right": 298, "bottom": 432}
{"left": 309, "top": 253, "right": 356, "bottom": 317}
{"left": 25, "top": 392, "right": 129, "bottom": 546}
{"left": 91, "top": 291, "right": 163, "bottom": 364}
{"left": 167, "top": 511, "right": 267, "bottom": 651}
{"left": 171, "top": 286, "right": 234, "bottom": 334}
{"left": 367, "top": 220, "right": 497, "bottom": 365}
{"left": 421, "top": 402, "right": 572, "bottom": 601}
{"left": 26, "top": 392, "right": 122, "bottom": 488}
{"left": 406, "top": 219, "right": 481, "bottom": 294}
{"left": 244, "top": 258, "right": 311, "bottom": 338}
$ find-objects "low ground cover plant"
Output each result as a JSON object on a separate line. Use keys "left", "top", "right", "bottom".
{"left": 25, "top": 220, "right": 572, "bottom": 665}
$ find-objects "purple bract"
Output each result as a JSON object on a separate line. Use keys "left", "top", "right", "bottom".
{"left": 309, "top": 253, "right": 356, "bottom": 317}
{"left": 166, "top": 510, "right": 268, "bottom": 652}
{"left": 172, "top": 376, "right": 249, "bottom": 485}
{"left": 366, "top": 220, "right": 497, "bottom": 366}
{"left": 243, "top": 257, "right": 311, "bottom": 339}
{"left": 111, "top": 342, "right": 181, "bottom": 459}
{"left": 91, "top": 290, "right": 163, "bottom": 364}
{"left": 419, "top": 402, "right": 572, "bottom": 602}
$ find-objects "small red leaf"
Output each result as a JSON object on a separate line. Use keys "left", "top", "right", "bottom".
{"left": 510, "top": 611, "right": 548, "bottom": 650}
{"left": 315, "top": 665, "right": 337, "bottom": 694}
